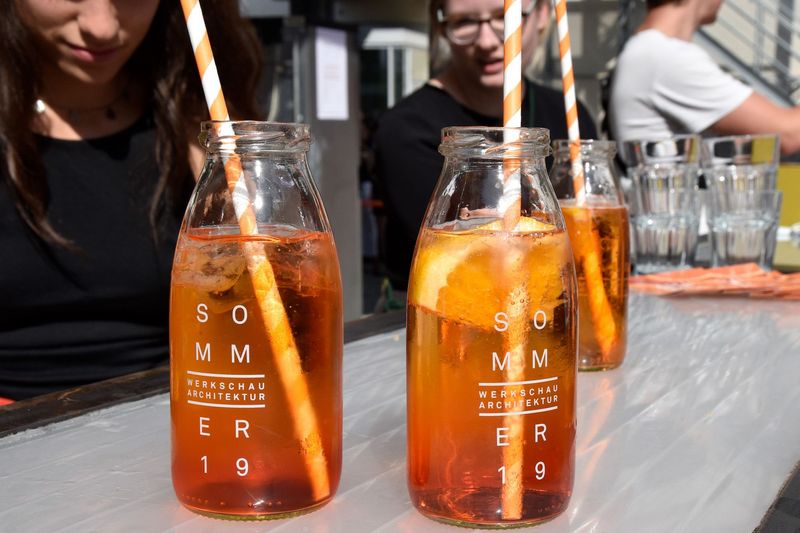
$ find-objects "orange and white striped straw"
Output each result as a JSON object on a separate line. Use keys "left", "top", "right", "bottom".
{"left": 553, "top": 0, "right": 618, "bottom": 358}
{"left": 499, "top": 0, "right": 523, "bottom": 229}
{"left": 180, "top": 0, "right": 331, "bottom": 500}
{"left": 500, "top": 0, "right": 525, "bottom": 521}
{"left": 503, "top": 0, "right": 523, "bottom": 130}
{"left": 554, "top": 0, "right": 585, "bottom": 204}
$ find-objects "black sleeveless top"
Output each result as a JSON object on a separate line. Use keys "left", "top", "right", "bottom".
{"left": 0, "top": 115, "right": 192, "bottom": 400}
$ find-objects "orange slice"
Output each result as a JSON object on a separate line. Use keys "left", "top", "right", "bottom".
{"left": 409, "top": 216, "right": 570, "bottom": 329}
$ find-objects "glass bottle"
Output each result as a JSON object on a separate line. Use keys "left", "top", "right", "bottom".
{"left": 170, "top": 121, "right": 343, "bottom": 519}
{"left": 550, "top": 140, "right": 630, "bottom": 371}
{"left": 406, "top": 127, "right": 578, "bottom": 528}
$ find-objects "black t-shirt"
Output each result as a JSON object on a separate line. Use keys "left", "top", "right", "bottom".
{"left": 0, "top": 116, "right": 191, "bottom": 400}
{"left": 373, "top": 82, "right": 598, "bottom": 288}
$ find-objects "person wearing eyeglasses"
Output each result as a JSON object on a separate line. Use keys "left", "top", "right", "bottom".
{"left": 373, "top": 0, "right": 598, "bottom": 292}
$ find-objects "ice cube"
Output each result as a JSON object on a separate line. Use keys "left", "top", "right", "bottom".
{"left": 173, "top": 241, "right": 246, "bottom": 293}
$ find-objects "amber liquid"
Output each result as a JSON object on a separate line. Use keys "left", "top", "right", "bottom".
{"left": 170, "top": 226, "right": 342, "bottom": 519}
{"left": 560, "top": 203, "right": 630, "bottom": 371}
{"left": 407, "top": 222, "right": 577, "bottom": 527}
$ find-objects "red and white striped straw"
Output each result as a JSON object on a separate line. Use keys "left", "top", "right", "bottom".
{"left": 179, "top": 0, "right": 331, "bottom": 499}
{"left": 499, "top": 0, "right": 523, "bottom": 229}
{"left": 554, "top": 0, "right": 586, "bottom": 204}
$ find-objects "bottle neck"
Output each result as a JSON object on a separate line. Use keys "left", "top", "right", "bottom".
{"left": 553, "top": 141, "right": 617, "bottom": 164}
{"left": 439, "top": 127, "right": 551, "bottom": 160}
{"left": 207, "top": 148, "right": 309, "bottom": 159}
{"left": 201, "top": 121, "right": 311, "bottom": 155}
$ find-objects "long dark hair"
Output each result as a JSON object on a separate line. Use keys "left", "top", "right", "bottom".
{"left": 0, "top": 0, "right": 264, "bottom": 247}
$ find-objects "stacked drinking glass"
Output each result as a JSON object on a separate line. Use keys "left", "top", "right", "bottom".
{"left": 622, "top": 135, "right": 702, "bottom": 274}
{"left": 701, "top": 134, "right": 783, "bottom": 270}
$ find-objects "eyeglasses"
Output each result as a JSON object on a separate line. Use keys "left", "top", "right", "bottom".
{"left": 437, "top": 2, "right": 537, "bottom": 46}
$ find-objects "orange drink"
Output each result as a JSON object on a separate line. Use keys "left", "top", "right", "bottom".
{"left": 407, "top": 217, "right": 577, "bottom": 527}
{"left": 560, "top": 203, "right": 630, "bottom": 370}
{"left": 170, "top": 225, "right": 342, "bottom": 519}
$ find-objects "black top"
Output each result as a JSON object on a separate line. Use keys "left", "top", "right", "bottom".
{"left": 0, "top": 116, "right": 191, "bottom": 400}
{"left": 373, "top": 81, "right": 598, "bottom": 288}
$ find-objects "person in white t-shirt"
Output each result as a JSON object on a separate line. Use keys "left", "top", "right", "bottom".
{"left": 609, "top": 0, "right": 800, "bottom": 156}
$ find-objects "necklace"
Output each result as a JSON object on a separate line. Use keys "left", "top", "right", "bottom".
{"left": 34, "top": 88, "right": 130, "bottom": 123}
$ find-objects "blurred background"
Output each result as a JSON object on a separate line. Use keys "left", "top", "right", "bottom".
{"left": 238, "top": 0, "right": 800, "bottom": 319}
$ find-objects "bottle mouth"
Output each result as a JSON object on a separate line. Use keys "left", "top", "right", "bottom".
{"left": 553, "top": 139, "right": 617, "bottom": 157}
{"left": 200, "top": 120, "right": 311, "bottom": 153}
{"left": 439, "top": 126, "right": 551, "bottom": 158}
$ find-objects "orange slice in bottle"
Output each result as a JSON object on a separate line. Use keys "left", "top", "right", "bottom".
{"left": 409, "top": 216, "right": 570, "bottom": 329}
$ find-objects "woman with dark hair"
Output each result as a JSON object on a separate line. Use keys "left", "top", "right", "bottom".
{"left": 373, "top": 0, "right": 597, "bottom": 291}
{"left": 0, "top": 0, "right": 264, "bottom": 400}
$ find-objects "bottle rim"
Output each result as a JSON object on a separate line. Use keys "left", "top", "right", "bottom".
{"left": 439, "top": 126, "right": 551, "bottom": 158}
{"left": 200, "top": 120, "right": 311, "bottom": 153}
{"left": 552, "top": 139, "right": 617, "bottom": 157}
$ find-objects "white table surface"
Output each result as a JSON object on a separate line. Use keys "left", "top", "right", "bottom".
{"left": 1, "top": 294, "right": 799, "bottom": 533}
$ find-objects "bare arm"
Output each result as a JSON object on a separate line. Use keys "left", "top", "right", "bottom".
{"left": 712, "top": 92, "right": 800, "bottom": 156}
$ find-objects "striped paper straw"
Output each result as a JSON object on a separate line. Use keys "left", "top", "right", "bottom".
{"left": 180, "top": 0, "right": 331, "bottom": 500}
{"left": 499, "top": 0, "right": 523, "bottom": 229}
{"left": 554, "top": 0, "right": 585, "bottom": 204}
{"left": 553, "top": 0, "right": 618, "bottom": 357}
{"left": 500, "top": 0, "right": 525, "bottom": 521}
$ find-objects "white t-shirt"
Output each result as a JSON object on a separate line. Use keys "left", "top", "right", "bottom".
{"left": 609, "top": 29, "right": 753, "bottom": 142}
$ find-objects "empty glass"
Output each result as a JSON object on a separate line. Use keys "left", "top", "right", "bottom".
{"left": 701, "top": 134, "right": 779, "bottom": 193}
{"left": 622, "top": 135, "right": 701, "bottom": 274}
{"left": 709, "top": 189, "right": 783, "bottom": 269}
